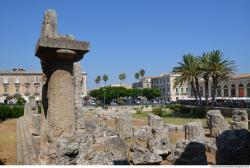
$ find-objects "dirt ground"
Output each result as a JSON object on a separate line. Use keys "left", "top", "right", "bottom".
{"left": 0, "top": 119, "right": 16, "bottom": 165}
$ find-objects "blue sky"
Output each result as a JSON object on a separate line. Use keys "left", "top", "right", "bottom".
{"left": 0, "top": 0, "right": 249, "bottom": 89}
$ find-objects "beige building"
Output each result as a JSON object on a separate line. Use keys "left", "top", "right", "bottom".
{"left": 110, "top": 83, "right": 132, "bottom": 89}
{"left": 0, "top": 68, "right": 88, "bottom": 100}
{"left": 132, "top": 76, "right": 157, "bottom": 89}
{"left": 188, "top": 74, "right": 250, "bottom": 98}
{"left": 0, "top": 69, "right": 43, "bottom": 100}
{"left": 151, "top": 73, "right": 189, "bottom": 102}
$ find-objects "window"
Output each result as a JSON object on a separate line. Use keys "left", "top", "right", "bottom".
{"left": 35, "top": 86, "right": 39, "bottom": 95}
{"left": 3, "top": 77, "right": 8, "bottom": 84}
{"left": 25, "top": 86, "right": 30, "bottom": 95}
{"left": 4, "top": 86, "right": 8, "bottom": 93}
{"left": 231, "top": 84, "right": 236, "bottom": 97}
{"left": 247, "top": 83, "right": 250, "bottom": 97}
{"left": 15, "top": 86, "right": 20, "bottom": 94}
{"left": 25, "top": 76, "right": 29, "bottom": 83}
{"left": 35, "top": 76, "right": 40, "bottom": 83}
{"left": 15, "top": 77, "right": 20, "bottom": 84}
{"left": 238, "top": 83, "right": 244, "bottom": 97}
{"left": 176, "top": 88, "right": 179, "bottom": 95}
{"left": 186, "top": 88, "right": 188, "bottom": 93}
{"left": 224, "top": 85, "right": 229, "bottom": 97}
{"left": 217, "top": 85, "right": 221, "bottom": 97}
{"left": 181, "top": 88, "right": 184, "bottom": 94}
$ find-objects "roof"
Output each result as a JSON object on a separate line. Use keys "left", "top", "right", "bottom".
{"left": 144, "top": 76, "right": 159, "bottom": 79}
{"left": 232, "top": 74, "right": 250, "bottom": 80}
{"left": 0, "top": 69, "right": 42, "bottom": 75}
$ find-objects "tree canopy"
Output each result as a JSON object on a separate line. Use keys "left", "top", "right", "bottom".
{"left": 89, "top": 86, "right": 161, "bottom": 104}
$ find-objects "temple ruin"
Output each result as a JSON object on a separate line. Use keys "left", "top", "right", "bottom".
{"left": 16, "top": 9, "right": 250, "bottom": 165}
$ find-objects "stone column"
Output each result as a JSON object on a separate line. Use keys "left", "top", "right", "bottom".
{"left": 46, "top": 60, "right": 75, "bottom": 137}
{"left": 73, "top": 63, "right": 84, "bottom": 130}
{"left": 36, "top": 10, "right": 89, "bottom": 139}
{"left": 35, "top": 9, "right": 89, "bottom": 164}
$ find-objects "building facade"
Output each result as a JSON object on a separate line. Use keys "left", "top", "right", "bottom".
{"left": 0, "top": 69, "right": 43, "bottom": 99}
{"left": 110, "top": 84, "right": 132, "bottom": 89}
{"left": 132, "top": 76, "right": 156, "bottom": 89}
{"left": 151, "top": 73, "right": 189, "bottom": 102}
{"left": 0, "top": 68, "right": 88, "bottom": 100}
{"left": 188, "top": 74, "right": 250, "bottom": 98}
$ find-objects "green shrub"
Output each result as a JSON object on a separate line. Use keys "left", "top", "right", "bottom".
{"left": 0, "top": 105, "right": 24, "bottom": 121}
{"left": 16, "top": 96, "right": 26, "bottom": 106}
{"left": 152, "top": 107, "right": 168, "bottom": 117}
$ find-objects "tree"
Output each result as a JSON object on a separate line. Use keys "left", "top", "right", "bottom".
{"left": 119, "top": 73, "right": 126, "bottom": 85}
{"left": 135, "top": 72, "right": 140, "bottom": 81}
{"left": 95, "top": 76, "right": 101, "bottom": 88}
{"left": 142, "top": 88, "right": 161, "bottom": 100}
{"left": 172, "top": 54, "right": 201, "bottom": 104}
{"left": 199, "top": 52, "right": 211, "bottom": 105}
{"left": 208, "top": 50, "right": 236, "bottom": 104}
{"left": 89, "top": 87, "right": 161, "bottom": 104}
{"left": 139, "top": 69, "right": 145, "bottom": 80}
{"left": 103, "top": 74, "right": 109, "bottom": 86}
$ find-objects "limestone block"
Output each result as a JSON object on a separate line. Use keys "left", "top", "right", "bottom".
{"left": 32, "top": 114, "right": 41, "bottom": 136}
{"left": 148, "top": 113, "right": 164, "bottom": 129}
{"left": 216, "top": 129, "right": 250, "bottom": 165}
{"left": 130, "top": 143, "right": 162, "bottom": 165}
{"left": 230, "top": 109, "right": 248, "bottom": 130}
{"left": 115, "top": 112, "right": 133, "bottom": 139}
{"left": 185, "top": 121, "right": 205, "bottom": 143}
{"left": 165, "top": 124, "right": 184, "bottom": 132}
{"left": 147, "top": 126, "right": 171, "bottom": 156}
{"left": 133, "top": 127, "right": 148, "bottom": 140}
{"left": 207, "top": 110, "right": 229, "bottom": 137}
{"left": 168, "top": 140, "right": 207, "bottom": 165}
{"left": 105, "top": 137, "right": 128, "bottom": 164}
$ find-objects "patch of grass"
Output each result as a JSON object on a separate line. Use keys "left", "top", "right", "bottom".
{"left": 132, "top": 111, "right": 232, "bottom": 128}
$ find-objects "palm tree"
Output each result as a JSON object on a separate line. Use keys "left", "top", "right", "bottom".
{"left": 119, "top": 73, "right": 126, "bottom": 85}
{"left": 139, "top": 69, "right": 145, "bottom": 80}
{"left": 199, "top": 52, "right": 211, "bottom": 105}
{"left": 135, "top": 72, "right": 140, "bottom": 97}
{"left": 135, "top": 72, "right": 140, "bottom": 82}
{"left": 172, "top": 54, "right": 201, "bottom": 103}
{"left": 95, "top": 76, "right": 101, "bottom": 88}
{"left": 103, "top": 74, "right": 109, "bottom": 86}
{"left": 208, "top": 50, "right": 236, "bottom": 104}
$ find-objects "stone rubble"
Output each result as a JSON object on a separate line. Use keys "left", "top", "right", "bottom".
{"left": 16, "top": 9, "right": 250, "bottom": 166}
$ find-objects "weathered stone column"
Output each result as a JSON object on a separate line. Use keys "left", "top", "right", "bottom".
{"left": 207, "top": 110, "right": 229, "bottom": 137}
{"left": 185, "top": 121, "right": 205, "bottom": 143}
{"left": 35, "top": 10, "right": 89, "bottom": 139}
{"left": 230, "top": 109, "right": 248, "bottom": 130}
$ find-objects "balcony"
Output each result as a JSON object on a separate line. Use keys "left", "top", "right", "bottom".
{"left": 34, "top": 92, "right": 40, "bottom": 96}
{"left": 25, "top": 92, "right": 30, "bottom": 96}
{"left": 14, "top": 82, "right": 20, "bottom": 86}
{"left": 34, "top": 82, "right": 40, "bottom": 86}
{"left": 25, "top": 82, "right": 30, "bottom": 86}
